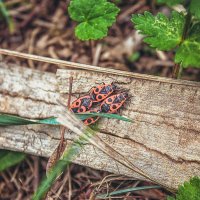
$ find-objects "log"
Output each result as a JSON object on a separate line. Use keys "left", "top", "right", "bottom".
{"left": 0, "top": 62, "right": 200, "bottom": 191}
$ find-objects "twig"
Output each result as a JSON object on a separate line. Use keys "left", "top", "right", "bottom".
{"left": 68, "top": 166, "right": 72, "bottom": 200}
{"left": 33, "top": 157, "right": 39, "bottom": 192}
{"left": 55, "top": 171, "right": 69, "bottom": 198}
{"left": 58, "top": 76, "right": 73, "bottom": 157}
{"left": 118, "top": 1, "right": 145, "bottom": 22}
{"left": 172, "top": 63, "right": 181, "bottom": 79}
{"left": 45, "top": 77, "right": 74, "bottom": 174}
{"left": 0, "top": 48, "right": 197, "bottom": 87}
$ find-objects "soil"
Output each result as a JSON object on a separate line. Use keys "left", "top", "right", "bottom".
{"left": 0, "top": 0, "right": 199, "bottom": 199}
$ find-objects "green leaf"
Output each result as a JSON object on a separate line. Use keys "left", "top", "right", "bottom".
{"left": 38, "top": 117, "right": 60, "bottom": 125}
{"left": 0, "top": 150, "right": 26, "bottom": 172}
{"left": 0, "top": 114, "right": 60, "bottom": 126}
{"left": 76, "top": 112, "right": 133, "bottom": 122}
{"left": 157, "top": 0, "right": 185, "bottom": 6}
{"left": 0, "top": 113, "right": 133, "bottom": 126}
{"left": 0, "top": 0, "right": 15, "bottom": 33}
{"left": 131, "top": 11, "right": 185, "bottom": 50}
{"left": 0, "top": 114, "right": 36, "bottom": 126}
{"left": 167, "top": 176, "right": 200, "bottom": 200}
{"left": 175, "top": 23, "right": 200, "bottom": 68}
{"left": 128, "top": 52, "right": 140, "bottom": 62}
{"left": 190, "top": 0, "right": 200, "bottom": 20}
{"left": 68, "top": 0, "right": 120, "bottom": 40}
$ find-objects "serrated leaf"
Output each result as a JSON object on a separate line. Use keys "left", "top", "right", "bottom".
{"left": 157, "top": 0, "right": 185, "bottom": 6}
{"left": 0, "top": 150, "right": 26, "bottom": 172}
{"left": 167, "top": 176, "right": 200, "bottom": 200}
{"left": 132, "top": 11, "right": 185, "bottom": 50}
{"left": 68, "top": 0, "right": 119, "bottom": 40}
{"left": 190, "top": 0, "right": 200, "bottom": 19}
{"left": 175, "top": 23, "right": 200, "bottom": 68}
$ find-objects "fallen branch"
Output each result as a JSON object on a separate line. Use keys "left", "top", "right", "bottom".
{"left": 0, "top": 61, "right": 200, "bottom": 191}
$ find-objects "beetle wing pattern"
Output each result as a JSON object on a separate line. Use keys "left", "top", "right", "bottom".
{"left": 70, "top": 95, "right": 93, "bottom": 113}
{"left": 82, "top": 109, "right": 100, "bottom": 125}
{"left": 90, "top": 83, "right": 117, "bottom": 102}
{"left": 69, "top": 84, "right": 128, "bottom": 126}
{"left": 100, "top": 92, "right": 128, "bottom": 113}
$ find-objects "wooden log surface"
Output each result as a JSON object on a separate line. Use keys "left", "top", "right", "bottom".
{"left": 0, "top": 62, "right": 200, "bottom": 191}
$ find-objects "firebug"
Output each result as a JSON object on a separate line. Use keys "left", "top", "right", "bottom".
{"left": 82, "top": 109, "right": 100, "bottom": 126}
{"left": 70, "top": 95, "right": 93, "bottom": 113}
{"left": 90, "top": 83, "right": 117, "bottom": 103}
{"left": 100, "top": 92, "right": 128, "bottom": 113}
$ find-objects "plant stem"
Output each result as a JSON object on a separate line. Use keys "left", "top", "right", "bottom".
{"left": 172, "top": 11, "right": 192, "bottom": 79}
{"left": 177, "top": 64, "right": 183, "bottom": 78}
{"left": 172, "top": 63, "right": 181, "bottom": 78}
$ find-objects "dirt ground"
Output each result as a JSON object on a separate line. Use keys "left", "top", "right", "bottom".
{"left": 0, "top": 0, "right": 199, "bottom": 199}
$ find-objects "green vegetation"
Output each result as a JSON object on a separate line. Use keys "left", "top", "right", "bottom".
{"left": 168, "top": 177, "right": 200, "bottom": 200}
{"left": 0, "top": 150, "right": 26, "bottom": 172}
{"left": 68, "top": 0, "right": 119, "bottom": 40}
{"left": 0, "top": 113, "right": 132, "bottom": 126}
{"left": 132, "top": 0, "right": 200, "bottom": 77}
{"left": 132, "top": 11, "right": 185, "bottom": 51}
{"left": 0, "top": 0, "right": 14, "bottom": 33}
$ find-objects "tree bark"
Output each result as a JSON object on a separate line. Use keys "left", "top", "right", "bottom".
{"left": 0, "top": 62, "right": 200, "bottom": 191}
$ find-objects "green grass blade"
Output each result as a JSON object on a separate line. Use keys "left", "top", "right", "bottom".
{"left": 0, "top": 150, "right": 26, "bottom": 172}
{"left": 0, "top": 114, "right": 38, "bottom": 126}
{"left": 97, "top": 185, "right": 161, "bottom": 199}
{"left": 0, "top": 113, "right": 133, "bottom": 126}
{"left": 76, "top": 112, "right": 133, "bottom": 122}
{"left": 37, "top": 117, "right": 60, "bottom": 125}
{"left": 0, "top": 0, "right": 15, "bottom": 33}
{"left": 0, "top": 114, "right": 60, "bottom": 126}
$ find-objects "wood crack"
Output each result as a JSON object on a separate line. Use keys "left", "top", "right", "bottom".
{"left": 100, "top": 130, "right": 200, "bottom": 165}
{"left": 137, "top": 119, "right": 200, "bottom": 136}
{"left": 130, "top": 109, "right": 200, "bottom": 121}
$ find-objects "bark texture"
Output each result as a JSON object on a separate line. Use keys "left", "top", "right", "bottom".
{"left": 0, "top": 62, "right": 200, "bottom": 191}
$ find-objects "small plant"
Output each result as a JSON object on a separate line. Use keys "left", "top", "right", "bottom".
{"left": 68, "top": 0, "right": 119, "bottom": 40}
{"left": 132, "top": 0, "right": 200, "bottom": 77}
{"left": 68, "top": 0, "right": 200, "bottom": 77}
{"left": 167, "top": 176, "right": 200, "bottom": 200}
